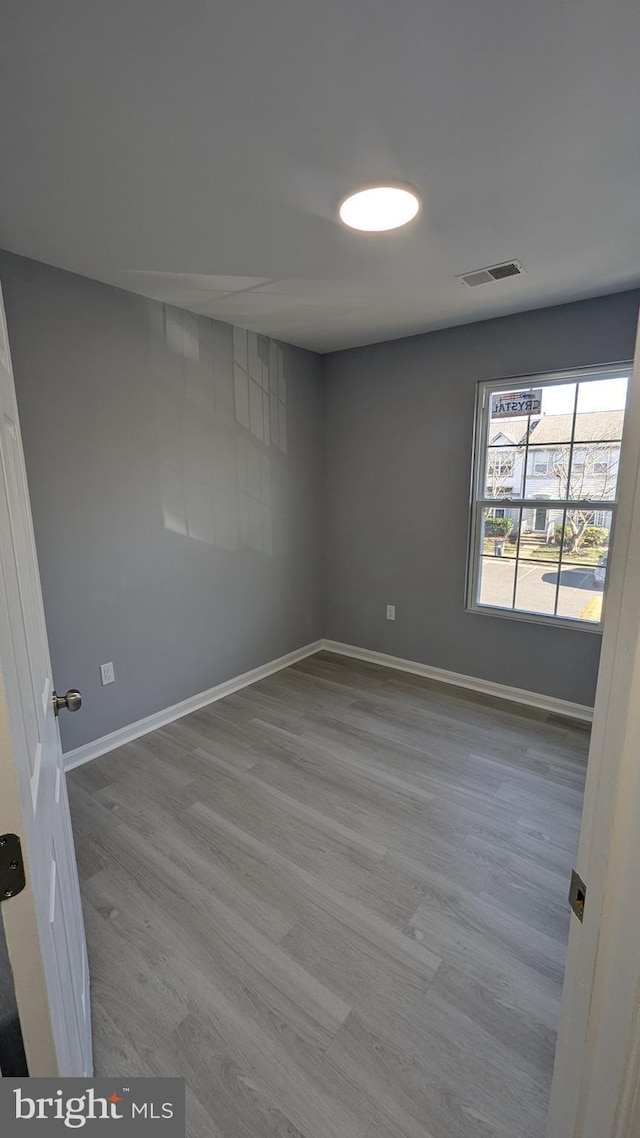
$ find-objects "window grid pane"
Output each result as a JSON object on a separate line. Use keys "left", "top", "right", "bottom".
{"left": 471, "top": 371, "right": 628, "bottom": 626}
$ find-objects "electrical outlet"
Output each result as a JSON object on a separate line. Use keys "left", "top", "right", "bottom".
{"left": 100, "top": 661, "right": 115, "bottom": 686}
{"left": 386, "top": 604, "right": 396, "bottom": 621}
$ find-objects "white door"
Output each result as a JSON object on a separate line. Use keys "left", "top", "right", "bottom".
{"left": 547, "top": 317, "right": 640, "bottom": 1138}
{"left": 0, "top": 282, "right": 92, "bottom": 1076}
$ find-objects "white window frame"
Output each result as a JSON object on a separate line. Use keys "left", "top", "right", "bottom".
{"left": 592, "top": 450, "right": 610, "bottom": 475}
{"left": 487, "top": 449, "right": 514, "bottom": 477}
{"left": 573, "top": 447, "right": 587, "bottom": 471}
{"left": 532, "top": 450, "right": 550, "bottom": 475}
{"left": 466, "top": 363, "right": 631, "bottom": 632}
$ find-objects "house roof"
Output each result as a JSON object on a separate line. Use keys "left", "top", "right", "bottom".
{"left": 489, "top": 419, "right": 528, "bottom": 445}
{"left": 528, "top": 410, "right": 624, "bottom": 445}
{"left": 489, "top": 410, "right": 624, "bottom": 447}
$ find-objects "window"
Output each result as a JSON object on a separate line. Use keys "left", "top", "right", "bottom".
{"left": 532, "top": 450, "right": 549, "bottom": 475}
{"left": 573, "top": 448, "right": 587, "bottom": 471}
{"left": 592, "top": 450, "right": 610, "bottom": 475}
{"left": 467, "top": 366, "right": 630, "bottom": 628}
{"left": 487, "top": 450, "right": 514, "bottom": 477}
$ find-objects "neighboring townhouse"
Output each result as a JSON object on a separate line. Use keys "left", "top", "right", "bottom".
{"left": 486, "top": 409, "right": 624, "bottom": 538}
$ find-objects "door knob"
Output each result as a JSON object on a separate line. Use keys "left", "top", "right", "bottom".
{"left": 52, "top": 689, "right": 82, "bottom": 715}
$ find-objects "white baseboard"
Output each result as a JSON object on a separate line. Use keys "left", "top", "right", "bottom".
{"left": 321, "top": 639, "right": 593, "bottom": 723}
{"left": 64, "top": 635, "right": 592, "bottom": 772}
{"left": 63, "top": 640, "right": 324, "bottom": 771}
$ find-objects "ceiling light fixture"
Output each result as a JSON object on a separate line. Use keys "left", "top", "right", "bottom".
{"left": 338, "top": 184, "right": 421, "bottom": 232}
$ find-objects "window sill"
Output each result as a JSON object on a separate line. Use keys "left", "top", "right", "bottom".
{"left": 466, "top": 601, "right": 603, "bottom": 633}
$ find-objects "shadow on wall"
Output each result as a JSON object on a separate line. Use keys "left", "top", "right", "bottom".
{"left": 150, "top": 307, "right": 289, "bottom": 557}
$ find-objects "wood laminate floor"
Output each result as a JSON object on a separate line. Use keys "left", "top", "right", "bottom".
{"left": 67, "top": 652, "right": 589, "bottom": 1138}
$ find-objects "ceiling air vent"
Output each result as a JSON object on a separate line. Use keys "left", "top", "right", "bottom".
{"left": 458, "top": 260, "right": 524, "bottom": 287}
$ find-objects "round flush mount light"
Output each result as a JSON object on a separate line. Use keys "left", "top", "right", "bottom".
{"left": 338, "top": 184, "right": 421, "bottom": 232}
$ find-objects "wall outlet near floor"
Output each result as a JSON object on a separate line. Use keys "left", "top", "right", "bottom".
{"left": 100, "top": 661, "right": 116, "bottom": 686}
{"left": 386, "top": 604, "right": 396, "bottom": 621}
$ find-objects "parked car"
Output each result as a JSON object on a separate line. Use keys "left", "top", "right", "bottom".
{"left": 592, "top": 554, "right": 607, "bottom": 588}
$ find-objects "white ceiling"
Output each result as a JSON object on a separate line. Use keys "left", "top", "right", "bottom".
{"left": 1, "top": 0, "right": 639, "bottom": 353}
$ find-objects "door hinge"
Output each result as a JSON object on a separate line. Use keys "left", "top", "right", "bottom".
{"left": 569, "top": 867, "right": 586, "bottom": 923}
{"left": 0, "top": 834, "right": 26, "bottom": 901}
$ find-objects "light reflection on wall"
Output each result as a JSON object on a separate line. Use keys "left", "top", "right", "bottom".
{"left": 150, "top": 305, "right": 288, "bottom": 557}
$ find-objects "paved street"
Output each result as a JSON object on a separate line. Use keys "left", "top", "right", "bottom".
{"left": 479, "top": 557, "right": 601, "bottom": 621}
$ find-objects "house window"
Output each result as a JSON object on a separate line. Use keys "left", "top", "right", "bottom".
{"left": 487, "top": 451, "right": 515, "bottom": 477}
{"left": 573, "top": 448, "right": 587, "bottom": 471}
{"left": 467, "top": 366, "right": 630, "bottom": 628}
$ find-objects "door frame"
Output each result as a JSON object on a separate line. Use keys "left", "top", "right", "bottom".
{"left": 547, "top": 316, "right": 640, "bottom": 1138}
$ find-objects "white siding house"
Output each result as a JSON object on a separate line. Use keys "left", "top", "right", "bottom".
{"left": 486, "top": 410, "right": 623, "bottom": 538}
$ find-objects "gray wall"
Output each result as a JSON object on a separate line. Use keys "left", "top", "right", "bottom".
{"left": 323, "top": 289, "right": 640, "bottom": 707}
{"left": 0, "top": 252, "right": 323, "bottom": 751}
{"left": 3, "top": 250, "right": 638, "bottom": 736}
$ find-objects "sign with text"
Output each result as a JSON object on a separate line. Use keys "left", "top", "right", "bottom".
{"left": 0, "top": 1078, "right": 185, "bottom": 1135}
{"left": 491, "top": 389, "right": 542, "bottom": 419}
